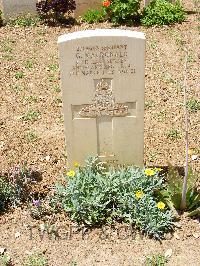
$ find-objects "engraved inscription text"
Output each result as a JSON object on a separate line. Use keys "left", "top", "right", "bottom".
{"left": 70, "top": 44, "right": 136, "bottom": 76}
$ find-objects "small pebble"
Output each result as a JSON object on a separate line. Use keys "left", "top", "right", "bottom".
{"left": 174, "top": 232, "right": 180, "bottom": 240}
{"left": 15, "top": 232, "right": 21, "bottom": 238}
{"left": 174, "top": 222, "right": 182, "bottom": 228}
{"left": 193, "top": 233, "right": 200, "bottom": 239}
{"left": 165, "top": 248, "right": 173, "bottom": 259}
{"left": 45, "top": 155, "right": 51, "bottom": 161}
{"left": 0, "top": 247, "right": 6, "bottom": 255}
{"left": 191, "top": 155, "right": 198, "bottom": 161}
{"left": 40, "top": 224, "right": 45, "bottom": 232}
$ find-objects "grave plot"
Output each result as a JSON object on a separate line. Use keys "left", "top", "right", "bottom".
{"left": 0, "top": 0, "right": 200, "bottom": 265}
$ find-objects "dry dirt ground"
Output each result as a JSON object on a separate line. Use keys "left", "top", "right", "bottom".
{"left": 0, "top": 210, "right": 200, "bottom": 266}
{"left": 0, "top": 0, "right": 200, "bottom": 265}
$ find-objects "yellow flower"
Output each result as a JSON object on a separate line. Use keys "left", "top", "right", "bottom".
{"left": 157, "top": 201, "right": 165, "bottom": 210}
{"left": 74, "top": 162, "right": 79, "bottom": 168}
{"left": 67, "top": 170, "right": 76, "bottom": 177}
{"left": 188, "top": 149, "right": 194, "bottom": 155}
{"left": 155, "top": 168, "right": 163, "bottom": 172}
{"left": 145, "top": 169, "right": 155, "bottom": 176}
{"left": 135, "top": 190, "right": 144, "bottom": 199}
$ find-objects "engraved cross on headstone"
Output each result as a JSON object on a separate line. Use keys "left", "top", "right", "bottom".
{"left": 72, "top": 79, "right": 136, "bottom": 161}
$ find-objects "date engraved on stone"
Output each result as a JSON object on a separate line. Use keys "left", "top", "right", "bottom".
{"left": 70, "top": 44, "right": 136, "bottom": 76}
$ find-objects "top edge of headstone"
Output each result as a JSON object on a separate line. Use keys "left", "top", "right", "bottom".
{"left": 58, "top": 29, "right": 145, "bottom": 44}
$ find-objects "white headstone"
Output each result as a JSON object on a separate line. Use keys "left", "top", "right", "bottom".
{"left": 144, "top": 0, "right": 151, "bottom": 6}
{"left": 58, "top": 29, "right": 146, "bottom": 167}
{"left": 1, "top": 0, "right": 37, "bottom": 19}
{"left": 75, "top": 0, "right": 100, "bottom": 17}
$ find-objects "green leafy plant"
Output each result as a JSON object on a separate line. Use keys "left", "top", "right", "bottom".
{"left": 48, "top": 74, "right": 57, "bottom": 82}
{"left": 22, "top": 95, "right": 38, "bottom": 103}
{"left": 155, "top": 110, "right": 166, "bottom": 122}
{"left": 103, "top": 0, "right": 141, "bottom": 25}
{"left": 37, "top": 29, "right": 46, "bottom": 36}
{"left": 3, "top": 46, "right": 12, "bottom": 53}
{"left": 156, "top": 164, "right": 200, "bottom": 216}
{"left": 186, "top": 98, "right": 200, "bottom": 112}
{"left": 29, "top": 198, "right": 52, "bottom": 219}
{"left": 15, "top": 71, "right": 25, "bottom": 79}
{"left": 8, "top": 14, "right": 40, "bottom": 27}
{"left": 12, "top": 85, "right": 24, "bottom": 92}
{"left": 2, "top": 54, "right": 14, "bottom": 61}
{"left": 0, "top": 254, "right": 12, "bottom": 266}
{"left": 0, "top": 176, "right": 13, "bottom": 212}
{"left": 23, "top": 253, "right": 48, "bottom": 266}
{"left": 146, "top": 253, "right": 167, "bottom": 266}
{"left": 70, "top": 261, "right": 77, "bottom": 266}
{"left": 54, "top": 97, "right": 62, "bottom": 104}
{"left": 82, "top": 9, "right": 105, "bottom": 23}
{"left": 26, "top": 132, "right": 38, "bottom": 142}
{"left": 21, "top": 109, "right": 40, "bottom": 121}
{"left": 25, "top": 59, "right": 34, "bottom": 69}
{"left": 141, "top": 0, "right": 186, "bottom": 26}
{"left": 145, "top": 100, "right": 155, "bottom": 109}
{"left": 48, "top": 63, "right": 59, "bottom": 71}
{"left": 150, "top": 39, "right": 157, "bottom": 49}
{"left": 187, "top": 54, "right": 195, "bottom": 63}
{"left": 52, "top": 156, "right": 173, "bottom": 239}
{"left": 166, "top": 129, "right": 181, "bottom": 140}
{"left": 52, "top": 85, "right": 61, "bottom": 92}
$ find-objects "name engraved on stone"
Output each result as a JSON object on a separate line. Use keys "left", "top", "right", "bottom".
{"left": 70, "top": 44, "right": 136, "bottom": 76}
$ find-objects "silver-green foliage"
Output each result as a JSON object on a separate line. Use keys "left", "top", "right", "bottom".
{"left": 146, "top": 253, "right": 167, "bottom": 266}
{"left": 23, "top": 253, "right": 48, "bottom": 266}
{"left": 0, "top": 254, "right": 12, "bottom": 266}
{"left": 186, "top": 98, "right": 200, "bottom": 112}
{"left": 54, "top": 157, "right": 173, "bottom": 239}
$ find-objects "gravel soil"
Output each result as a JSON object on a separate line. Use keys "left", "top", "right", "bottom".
{"left": 0, "top": 209, "right": 200, "bottom": 265}
{"left": 0, "top": 0, "right": 200, "bottom": 265}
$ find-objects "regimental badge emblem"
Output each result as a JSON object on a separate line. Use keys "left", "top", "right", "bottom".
{"left": 79, "top": 79, "right": 129, "bottom": 118}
